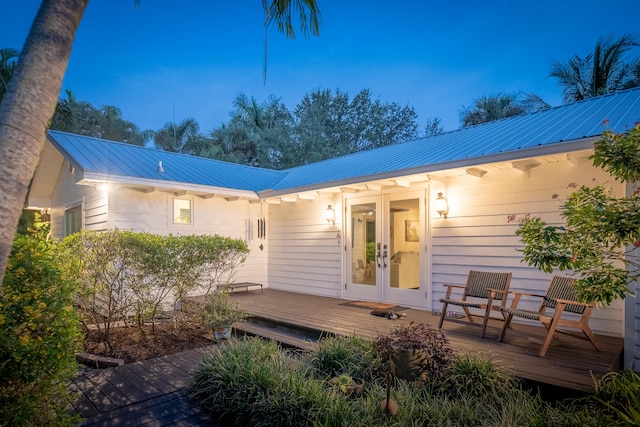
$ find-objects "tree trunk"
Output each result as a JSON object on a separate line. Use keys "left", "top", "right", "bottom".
{"left": 0, "top": 0, "right": 88, "bottom": 284}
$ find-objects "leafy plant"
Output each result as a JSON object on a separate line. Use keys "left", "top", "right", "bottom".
{"left": 305, "top": 334, "right": 378, "bottom": 381}
{"left": 200, "top": 290, "right": 249, "bottom": 327}
{"left": 372, "top": 322, "right": 455, "bottom": 382}
{"left": 441, "top": 352, "right": 518, "bottom": 399}
{"left": 58, "top": 229, "right": 249, "bottom": 346}
{"left": 0, "top": 232, "right": 81, "bottom": 426}
{"left": 516, "top": 124, "right": 640, "bottom": 305}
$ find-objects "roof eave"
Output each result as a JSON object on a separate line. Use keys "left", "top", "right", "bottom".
{"left": 80, "top": 171, "right": 260, "bottom": 200}
{"left": 258, "top": 137, "right": 598, "bottom": 198}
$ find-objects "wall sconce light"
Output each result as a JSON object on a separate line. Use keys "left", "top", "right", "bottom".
{"left": 434, "top": 192, "right": 449, "bottom": 219}
{"left": 325, "top": 204, "right": 336, "bottom": 225}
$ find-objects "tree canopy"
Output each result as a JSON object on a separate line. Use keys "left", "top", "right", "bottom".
{"left": 549, "top": 33, "right": 640, "bottom": 103}
{"left": 517, "top": 125, "right": 640, "bottom": 305}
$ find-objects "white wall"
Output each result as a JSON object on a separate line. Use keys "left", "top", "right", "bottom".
{"left": 50, "top": 162, "right": 108, "bottom": 240}
{"left": 109, "top": 188, "right": 268, "bottom": 285}
{"left": 430, "top": 158, "right": 624, "bottom": 337}
{"left": 267, "top": 196, "right": 344, "bottom": 297}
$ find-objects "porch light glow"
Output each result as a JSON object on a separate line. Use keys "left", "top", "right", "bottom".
{"left": 325, "top": 205, "right": 336, "bottom": 225}
{"left": 434, "top": 192, "right": 448, "bottom": 219}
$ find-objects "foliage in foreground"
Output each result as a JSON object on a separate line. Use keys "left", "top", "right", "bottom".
{"left": 0, "top": 232, "right": 81, "bottom": 426}
{"left": 517, "top": 124, "right": 640, "bottom": 305}
{"left": 189, "top": 336, "right": 640, "bottom": 426}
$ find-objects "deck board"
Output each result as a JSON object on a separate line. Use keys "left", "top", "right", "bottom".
{"left": 230, "top": 289, "right": 623, "bottom": 392}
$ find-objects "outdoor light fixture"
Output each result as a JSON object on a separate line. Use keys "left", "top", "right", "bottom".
{"left": 434, "top": 192, "right": 449, "bottom": 219}
{"left": 325, "top": 204, "right": 336, "bottom": 225}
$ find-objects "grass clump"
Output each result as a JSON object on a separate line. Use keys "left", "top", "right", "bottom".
{"left": 189, "top": 333, "right": 639, "bottom": 426}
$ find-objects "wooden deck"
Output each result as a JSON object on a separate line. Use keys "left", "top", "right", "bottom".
{"left": 230, "top": 289, "right": 623, "bottom": 393}
{"left": 69, "top": 288, "right": 624, "bottom": 425}
{"left": 69, "top": 347, "right": 217, "bottom": 426}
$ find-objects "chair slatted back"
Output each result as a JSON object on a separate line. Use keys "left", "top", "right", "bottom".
{"left": 542, "top": 276, "right": 584, "bottom": 314}
{"left": 464, "top": 270, "right": 511, "bottom": 300}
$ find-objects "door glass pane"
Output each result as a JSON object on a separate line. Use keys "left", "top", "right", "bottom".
{"left": 388, "top": 198, "right": 420, "bottom": 289}
{"left": 350, "top": 202, "right": 375, "bottom": 285}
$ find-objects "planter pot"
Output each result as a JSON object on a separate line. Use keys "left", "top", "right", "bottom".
{"left": 213, "top": 325, "right": 232, "bottom": 340}
{"left": 391, "top": 348, "right": 427, "bottom": 381}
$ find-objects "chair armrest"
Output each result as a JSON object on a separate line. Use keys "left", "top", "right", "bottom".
{"left": 487, "top": 288, "right": 510, "bottom": 295}
{"left": 505, "top": 290, "right": 545, "bottom": 309}
{"left": 554, "top": 298, "right": 589, "bottom": 307}
{"left": 443, "top": 284, "right": 466, "bottom": 289}
{"left": 442, "top": 283, "right": 465, "bottom": 299}
{"left": 511, "top": 291, "right": 546, "bottom": 299}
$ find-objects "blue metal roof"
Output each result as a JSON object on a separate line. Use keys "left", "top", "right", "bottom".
{"left": 268, "top": 87, "right": 640, "bottom": 193}
{"left": 48, "top": 87, "right": 640, "bottom": 196}
{"left": 47, "top": 131, "right": 285, "bottom": 192}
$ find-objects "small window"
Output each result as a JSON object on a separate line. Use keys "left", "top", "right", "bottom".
{"left": 173, "top": 198, "right": 192, "bottom": 224}
{"left": 64, "top": 205, "right": 82, "bottom": 236}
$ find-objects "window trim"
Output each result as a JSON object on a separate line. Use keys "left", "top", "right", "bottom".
{"left": 172, "top": 196, "right": 193, "bottom": 225}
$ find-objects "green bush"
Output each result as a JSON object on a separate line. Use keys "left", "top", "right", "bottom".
{"left": 0, "top": 233, "right": 81, "bottom": 426}
{"left": 441, "top": 352, "right": 518, "bottom": 399}
{"left": 190, "top": 336, "right": 574, "bottom": 426}
{"left": 59, "top": 229, "right": 249, "bottom": 344}
{"left": 305, "top": 335, "right": 380, "bottom": 382}
{"left": 189, "top": 338, "right": 347, "bottom": 426}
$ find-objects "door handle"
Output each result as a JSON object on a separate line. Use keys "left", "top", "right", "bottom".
{"left": 382, "top": 250, "right": 388, "bottom": 268}
{"left": 376, "top": 250, "right": 381, "bottom": 268}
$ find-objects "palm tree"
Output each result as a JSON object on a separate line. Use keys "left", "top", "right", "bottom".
{"left": 549, "top": 34, "right": 640, "bottom": 103}
{"left": 459, "top": 92, "right": 549, "bottom": 127}
{"left": 0, "top": 0, "right": 322, "bottom": 285}
{"left": 153, "top": 118, "right": 201, "bottom": 153}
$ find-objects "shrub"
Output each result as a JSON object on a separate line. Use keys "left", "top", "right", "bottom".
{"left": 372, "top": 322, "right": 454, "bottom": 383}
{"left": 0, "top": 233, "right": 81, "bottom": 426}
{"left": 58, "top": 229, "right": 249, "bottom": 345}
{"left": 189, "top": 338, "right": 343, "bottom": 426}
{"left": 441, "top": 352, "right": 518, "bottom": 399}
{"left": 188, "top": 335, "right": 605, "bottom": 426}
{"left": 590, "top": 370, "right": 640, "bottom": 425}
{"left": 305, "top": 335, "right": 379, "bottom": 382}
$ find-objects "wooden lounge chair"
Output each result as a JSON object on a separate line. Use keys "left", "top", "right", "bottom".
{"left": 498, "top": 275, "right": 601, "bottom": 357}
{"left": 438, "top": 270, "right": 512, "bottom": 337}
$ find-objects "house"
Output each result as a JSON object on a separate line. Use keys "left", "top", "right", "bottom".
{"left": 28, "top": 87, "right": 640, "bottom": 370}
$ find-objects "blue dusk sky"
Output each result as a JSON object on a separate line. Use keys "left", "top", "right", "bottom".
{"left": 4, "top": 1, "right": 640, "bottom": 134}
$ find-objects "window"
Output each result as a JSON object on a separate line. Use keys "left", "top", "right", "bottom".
{"left": 64, "top": 205, "right": 82, "bottom": 236}
{"left": 173, "top": 198, "right": 192, "bottom": 224}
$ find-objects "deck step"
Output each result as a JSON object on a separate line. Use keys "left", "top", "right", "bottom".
{"left": 233, "top": 318, "right": 320, "bottom": 352}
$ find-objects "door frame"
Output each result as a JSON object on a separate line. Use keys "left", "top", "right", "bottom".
{"left": 343, "top": 189, "right": 430, "bottom": 308}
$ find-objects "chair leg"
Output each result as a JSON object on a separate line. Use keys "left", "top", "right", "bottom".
{"left": 540, "top": 318, "right": 560, "bottom": 357}
{"left": 498, "top": 313, "right": 513, "bottom": 342}
{"left": 438, "top": 302, "right": 448, "bottom": 329}
{"left": 462, "top": 306, "right": 474, "bottom": 323}
{"left": 582, "top": 327, "right": 602, "bottom": 352}
{"left": 480, "top": 306, "right": 492, "bottom": 338}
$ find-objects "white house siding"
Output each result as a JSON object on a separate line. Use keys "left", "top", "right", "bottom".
{"left": 430, "top": 157, "right": 624, "bottom": 337}
{"left": 50, "top": 164, "right": 108, "bottom": 240}
{"left": 109, "top": 188, "right": 268, "bottom": 285}
{"left": 267, "top": 196, "right": 343, "bottom": 297}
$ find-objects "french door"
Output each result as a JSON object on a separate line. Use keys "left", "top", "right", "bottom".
{"left": 345, "top": 191, "right": 426, "bottom": 307}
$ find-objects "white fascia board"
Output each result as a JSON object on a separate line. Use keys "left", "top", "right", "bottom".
{"left": 258, "top": 138, "right": 598, "bottom": 198}
{"left": 26, "top": 198, "right": 51, "bottom": 210}
{"left": 78, "top": 172, "right": 260, "bottom": 200}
